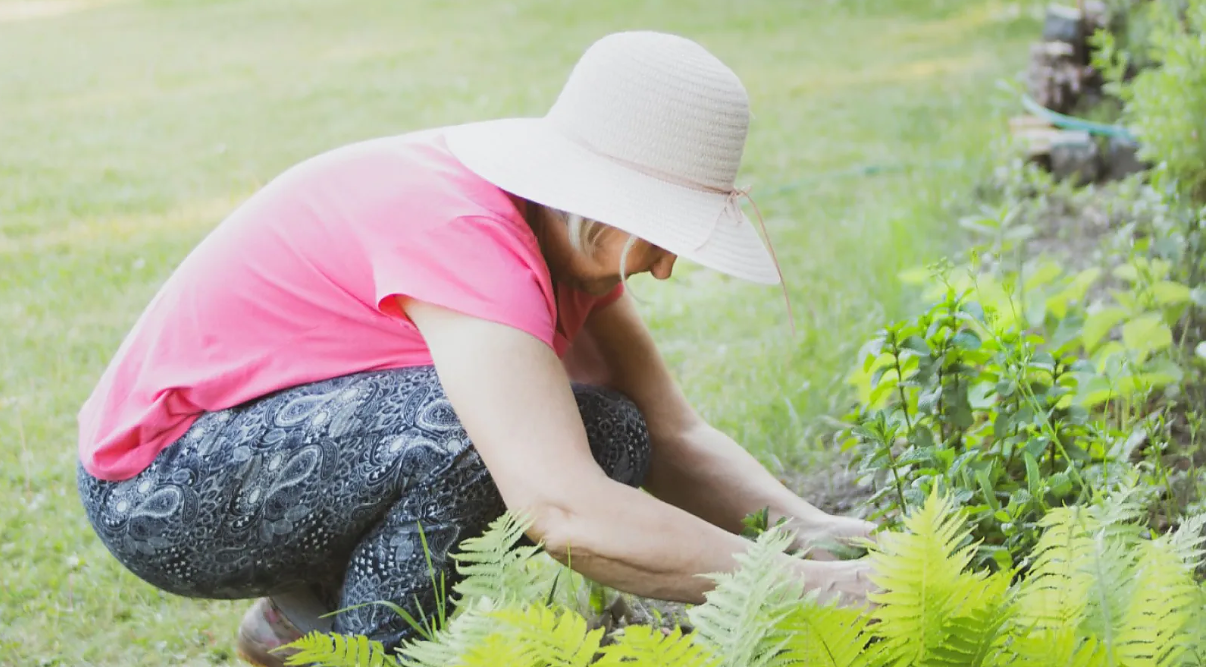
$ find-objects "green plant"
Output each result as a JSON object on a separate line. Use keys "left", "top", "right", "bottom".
{"left": 1094, "top": 0, "right": 1206, "bottom": 202}
{"left": 284, "top": 487, "right": 1206, "bottom": 667}
{"left": 842, "top": 158, "right": 1206, "bottom": 565}
{"left": 841, "top": 275, "right": 1113, "bottom": 570}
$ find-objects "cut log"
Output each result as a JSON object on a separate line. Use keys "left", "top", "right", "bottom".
{"left": 1083, "top": 0, "right": 1110, "bottom": 35}
{"left": 1105, "top": 136, "right": 1148, "bottom": 180}
{"left": 1028, "top": 39, "right": 1091, "bottom": 114}
{"left": 1043, "top": 4, "right": 1085, "bottom": 46}
{"left": 1049, "top": 131, "right": 1102, "bottom": 184}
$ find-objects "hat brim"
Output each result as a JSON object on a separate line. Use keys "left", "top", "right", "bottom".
{"left": 444, "top": 119, "right": 781, "bottom": 285}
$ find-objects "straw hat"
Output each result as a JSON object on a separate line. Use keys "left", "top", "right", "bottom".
{"left": 444, "top": 31, "right": 781, "bottom": 285}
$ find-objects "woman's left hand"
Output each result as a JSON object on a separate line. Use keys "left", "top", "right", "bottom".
{"left": 788, "top": 513, "right": 878, "bottom": 561}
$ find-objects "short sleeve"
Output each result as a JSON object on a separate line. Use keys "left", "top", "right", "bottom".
{"left": 367, "top": 214, "right": 557, "bottom": 349}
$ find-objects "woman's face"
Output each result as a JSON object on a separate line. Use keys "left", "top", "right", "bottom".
{"left": 538, "top": 207, "right": 678, "bottom": 296}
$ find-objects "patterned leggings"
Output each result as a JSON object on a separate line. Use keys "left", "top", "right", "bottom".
{"left": 77, "top": 367, "right": 651, "bottom": 649}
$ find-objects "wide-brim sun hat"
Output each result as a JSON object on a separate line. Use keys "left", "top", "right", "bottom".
{"left": 445, "top": 30, "right": 782, "bottom": 285}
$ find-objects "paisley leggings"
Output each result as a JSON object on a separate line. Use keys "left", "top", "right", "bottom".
{"left": 77, "top": 366, "right": 651, "bottom": 649}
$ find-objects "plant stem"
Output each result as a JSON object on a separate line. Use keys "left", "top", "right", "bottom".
{"left": 891, "top": 339, "right": 914, "bottom": 434}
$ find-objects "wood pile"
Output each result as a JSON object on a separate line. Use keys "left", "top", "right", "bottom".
{"left": 1012, "top": 2, "right": 1148, "bottom": 184}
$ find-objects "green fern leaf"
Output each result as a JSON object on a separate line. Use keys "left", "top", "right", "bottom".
{"left": 687, "top": 527, "right": 806, "bottom": 667}
{"left": 395, "top": 598, "right": 497, "bottom": 667}
{"left": 455, "top": 631, "right": 531, "bottom": 667}
{"left": 866, "top": 487, "right": 1007, "bottom": 666}
{"left": 1170, "top": 514, "right": 1206, "bottom": 570}
{"left": 776, "top": 600, "right": 872, "bottom": 667}
{"left": 595, "top": 626, "right": 720, "bottom": 667}
{"left": 450, "top": 512, "right": 550, "bottom": 608}
{"left": 1015, "top": 507, "right": 1097, "bottom": 631}
{"left": 281, "top": 631, "right": 399, "bottom": 667}
{"left": 480, "top": 605, "right": 604, "bottom": 667}
{"left": 1008, "top": 507, "right": 1098, "bottom": 666}
{"left": 1080, "top": 530, "right": 1138, "bottom": 655}
{"left": 1181, "top": 584, "right": 1206, "bottom": 667}
{"left": 923, "top": 571, "right": 1014, "bottom": 667}
{"left": 1115, "top": 536, "right": 1200, "bottom": 667}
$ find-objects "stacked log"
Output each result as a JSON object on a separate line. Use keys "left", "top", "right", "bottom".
{"left": 1013, "top": 2, "right": 1148, "bottom": 184}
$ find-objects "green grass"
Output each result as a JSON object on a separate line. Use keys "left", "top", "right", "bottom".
{"left": 0, "top": 0, "right": 1036, "bottom": 663}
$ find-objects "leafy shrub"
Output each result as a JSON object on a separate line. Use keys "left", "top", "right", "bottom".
{"left": 282, "top": 489, "right": 1206, "bottom": 666}
{"left": 838, "top": 140, "right": 1206, "bottom": 564}
{"left": 1095, "top": 0, "right": 1206, "bottom": 201}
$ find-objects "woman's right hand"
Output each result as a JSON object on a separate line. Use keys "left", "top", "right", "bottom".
{"left": 790, "top": 557, "right": 880, "bottom": 609}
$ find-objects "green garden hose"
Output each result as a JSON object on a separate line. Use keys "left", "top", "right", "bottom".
{"left": 1020, "top": 93, "right": 1136, "bottom": 142}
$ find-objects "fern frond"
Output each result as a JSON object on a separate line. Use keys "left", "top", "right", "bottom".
{"left": 471, "top": 605, "right": 603, "bottom": 667}
{"left": 395, "top": 598, "right": 497, "bottom": 667}
{"left": 776, "top": 600, "right": 872, "bottom": 667}
{"left": 687, "top": 527, "right": 805, "bottom": 667}
{"left": 455, "top": 631, "right": 531, "bottom": 667}
{"left": 1015, "top": 506, "right": 1096, "bottom": 631}
{"left": 1116, "top": 536, "right": 1200, "bottom": 667}
{"left": 1080, "top": 529, "right": 1137, "bottom": 653}
{"left": 595, "top": 626, "right": 720, "bottom": 667}
{"left": 924, "top": 571, "right": 1014, "bottom": 667}
{"left": 867, "top": 487, "right": 1003, "bottom": 665}
{"left": 1088, "top": 472, "right": 1147, "bottom": 542}
{"left": 1170, "top": 514, "right": 1206, "bottom": 570}
{"left": 1007, "top": 507, "right": 1099, "bottom": 666}
{"left": 281, "top": 631, "right": 399, "bottom": 667}
{"left": 450, "top": 512, "right": 549, "bottom": 608}
{"left": 1181, "top": 584, "right": 1206, "bottom": 667}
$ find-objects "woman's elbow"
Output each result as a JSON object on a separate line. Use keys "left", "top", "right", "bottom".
{"left": 522, "top": 498, "right": 594, "bottom": 564}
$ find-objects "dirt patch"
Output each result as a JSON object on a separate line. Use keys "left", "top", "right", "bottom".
{"left": 779, "top": 455, "right": 874, "bottom": 519}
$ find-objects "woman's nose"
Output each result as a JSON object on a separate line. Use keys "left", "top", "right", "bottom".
{"left": 650, "top": 253, "right": 677, "bottom": 280}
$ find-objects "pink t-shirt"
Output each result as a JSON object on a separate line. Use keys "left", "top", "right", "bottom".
{"left": 78, "top": 128, "right": 622, "bottom": 482}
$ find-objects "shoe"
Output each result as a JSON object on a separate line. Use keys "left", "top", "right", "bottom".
{"left": 236, "top": 597, "right": 304, "bottom": 667}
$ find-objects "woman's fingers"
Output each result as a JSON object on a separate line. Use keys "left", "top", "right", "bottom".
{"left": 794, "top": 514, "right": 880, "bottom": 561}
{"left": 808, "top": 559, "right": 880, "bottom": 609}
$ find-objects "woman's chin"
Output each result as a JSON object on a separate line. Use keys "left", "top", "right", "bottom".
{"left": 583, "top": 279, "right": 622, "bottom": 297}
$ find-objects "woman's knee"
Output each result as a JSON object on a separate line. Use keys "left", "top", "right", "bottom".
{"left": 571, "top": 384, "right": 651, "bottom": 487}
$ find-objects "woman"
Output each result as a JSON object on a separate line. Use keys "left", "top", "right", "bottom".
{"left": 76, "top": 31, "right": 876, "bottom": 666}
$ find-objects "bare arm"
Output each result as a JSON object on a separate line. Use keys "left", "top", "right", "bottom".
{"left": 402, "top": 296, "right": 873, "bottom": 605}
{"left": 401, "top": 297, "right": 756, "bottom": 603}
{"left": 583, "top": 293, "right": 876, "bottom": 556}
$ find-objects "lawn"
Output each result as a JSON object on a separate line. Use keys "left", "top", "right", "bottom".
{"left": 0, "top": 0, "right": 1036, "bottom": 664}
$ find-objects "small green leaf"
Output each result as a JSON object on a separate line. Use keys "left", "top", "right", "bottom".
{"left": 1004, "top": 224, "right": 1036, "bottom": 241}
{"left": 949, "top": 450, "right": 979, "bottom": 478}
{"left": 869, "top": 378, "right": 899, "bottom": 406}
{"left": 958, "top": 215, "right": 1000, "bottom": 235}
{"left": 902, "top": 336, "right": 930, "bottom": 355}
{"left": 952, "top": 330, "right": 982, "bottom": 350}
{"left": 976, "top": 467, "right": 1000, "bottom": 512}
{"left": 1049, "top": 472, "right": 1073, "bottom": 498}
{"left": 1082, "top": 307, "right": 1128, "bottom": 352}
{"left": 1112, "top": 263, "right": 1140, "bottom": 283}
{"left": 1121, "top": 313, "right": 1173, "bottom": 360}
{"left": 1152, "top": 280, "right": 1192, "bottom": 305}
{"left": 859, "top": 338, "right": 886, "bottom": 372}
{"left": 1023, "top": 452, "right": 1042, "bottom": 498}
{"left": 739, "top": 507, "right": 772, "bottom": 538}
{"left": 909, "top": 427, "right": 936, "bottom": 450}
{"left": 962, "top": 301, "right": 986, "bottom": 322}
{"left": 1024, "top": 261, "right": 1063, "bottom": 291}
